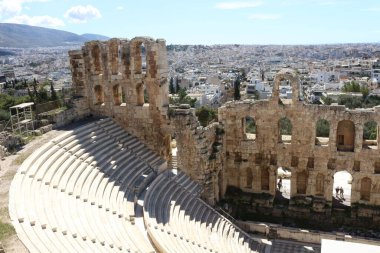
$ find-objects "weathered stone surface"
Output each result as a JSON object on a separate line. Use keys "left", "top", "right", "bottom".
{"left": 69, "top": 38, "right": 380, "bottom": 226}
{"left": 69, "top": 37, "right": 171, "bottom": 159}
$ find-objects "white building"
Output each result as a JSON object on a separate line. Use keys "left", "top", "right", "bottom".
{"left": 247, "top": 78, "right": 272, "bottom": 99}
{"left": 310, "top": 71, "right": 339, "bottom": 83}
{"left": 372, "top": 60, "right": 380, "bottom": 84}
{"left": 187, "top": 83, "right": 222, "bottom": 106}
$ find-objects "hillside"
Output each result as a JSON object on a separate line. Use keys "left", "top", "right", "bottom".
{"left": 0, "top": 23, "right": 109, "bottom": 48}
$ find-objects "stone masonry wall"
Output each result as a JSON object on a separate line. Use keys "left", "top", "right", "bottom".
{"left": 171, "top": 106, "right": 224, "bottom": 205}
{"left": 69, "top": 37, "right": 171, "bottom": 159}
{"left": 70, "top": 40, "right": 380, "bottom": 225}
{"left": 219, "top": 69, "right": 380, "bottom": 221}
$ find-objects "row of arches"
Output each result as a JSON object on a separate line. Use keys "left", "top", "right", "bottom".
{"left": 243, "top": 116, "right": 379, "bottom": 151}
{"left": 244, "top": 167, "right": 373, "bottom": 204}
{"left": 90, "top": 41, "right": 149, "bottom": 77}
{"left": 91, "top": 41, "right": 151, "bottom": 106}
{"left": 93, "top": 83, "right": 149, "bottom": 106}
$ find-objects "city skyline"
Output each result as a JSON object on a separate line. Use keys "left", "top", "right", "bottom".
{"left": 0, "top": 0, "right": 380, "bottom": 45}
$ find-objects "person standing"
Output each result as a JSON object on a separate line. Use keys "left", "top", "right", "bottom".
{"left": 335, "top": 186, "right": 339, "bottom": 198}
{"left": 340, "top": 186, "right": 344, "bottom": 198}
{"left": 277, "top": 178, "right": 283, "bottom": 191}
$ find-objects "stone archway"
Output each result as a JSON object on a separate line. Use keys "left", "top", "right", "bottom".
{"left": 336, "top": 120, "right": 355, "bottom": 152}
{"left": 332, "top": 171, "right": 352, "bottom": 207}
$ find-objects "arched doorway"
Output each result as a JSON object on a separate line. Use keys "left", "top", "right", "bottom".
{"left": 275, "top": 167, "right": 291, "bottom": 205}
{"left": 332, "top": 171, "right": 352, "bottom": 208}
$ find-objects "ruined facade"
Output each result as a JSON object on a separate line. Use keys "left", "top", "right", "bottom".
{"left": 70, "top": 39, "right": 380, "bottom": 229}
{"left": 69, "top": 37, "right": 171, "bottom": 159}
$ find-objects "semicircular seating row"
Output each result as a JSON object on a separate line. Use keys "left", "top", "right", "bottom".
{"left": 9, "top": 117, "right": 267, "bottom": 253}
{"left": 143, "top": 170, "right": 268, "bottom": 253}
{"left": 9, "top": 118, "right": 164, "bottom": 253}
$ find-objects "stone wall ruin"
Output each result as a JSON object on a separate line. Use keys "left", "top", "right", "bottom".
{"left": 70, "top": 39, "right": 380, "bottom": 229}
{"left": 69, "top": 37, "right": 171, "bottom": 159}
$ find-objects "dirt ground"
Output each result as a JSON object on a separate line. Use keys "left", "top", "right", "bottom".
{"left": 0, "top": 129, "right": 67, "bottom": 252}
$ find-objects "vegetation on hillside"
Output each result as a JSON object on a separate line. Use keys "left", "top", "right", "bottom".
{"left": 196, "top": 106, "right": 217, "bottom": 127}
{"left": 342, "top": 81, "right": 369, "bottom": 97}
{"left": 0, "top": 79, "right": 66, "bottom": 121}
{"left": 169, "top": 88, "right": 197, "bottom": 108}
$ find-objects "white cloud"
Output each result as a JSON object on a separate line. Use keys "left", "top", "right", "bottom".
{"left": 215, "top": 1, "right": 262, "bottom": 10}
{"left": 116, "top": 6, "right": 124, "bottom": 11}
{"left": 5, "top": 14, "right": 64, "bottom": 27}
{"left": 64, "top": 5, "right": 102, "bottom": 23}
{"left": 248, "top": 13, "right": 281, "bottom": 20}
{"left": 0, "top": 0, "right": 49, "bottom": 18}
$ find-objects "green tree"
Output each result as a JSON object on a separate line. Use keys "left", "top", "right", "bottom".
{"left": 195, "top": 106, "right": 217, "bottom": 127}
{"left": 342, "top": 81, "right": 361, "bottom": 92}
{"left": 245, "top": 117, "right": 256, "bottom": 134}
{"left": 175, "top": 77, "right": 180, "bottom": 93}
{"left": 169, "top": 88, "right": 197, "bottom": 107}
{"left": 361, "top": 86, "right": 369, "bottom": 98}
{"left": 37, "top": 87, "right": 49, "bottom": 103}
{"left": 169, "top": 77, "right": 175, "bottom": 94}
{"left": 337, "top": 95, "right": 362, "bottom": 109}
{"left": 32, "top": 78, "right": 38, "bottom": 101}
{"left": 279, "top": 117, "right": 292, "bottom": 135}
{"left": 363, "top": 121, "right": 377, "bottom": 140}
{"left": 321, "top": 96, "right": 334, "bottom": 105}
{"left": 316, "top": 119, "right": 330, "bottom": 137}
{"left": 342, "top": 81, "right": 369, "bottom": 98}
{"left": 234, "top": 77, "right": 241, "bottom": 100}
{"left": 50, "top": 81, "right": 58, "bottom": 101}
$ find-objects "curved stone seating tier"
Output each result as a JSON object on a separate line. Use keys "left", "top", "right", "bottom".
{"left": 9, "top": 118, "right": 165, "bottom": 253}
{"left": 143, "top": 170, "right": 267, "bottom": 253}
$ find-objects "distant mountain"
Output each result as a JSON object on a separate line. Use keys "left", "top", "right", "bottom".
{"left": 81, "top": 33, "right": 110, "bottom": 41}
{"left": 0, "top": 23, "right": 109, "bottom": 48}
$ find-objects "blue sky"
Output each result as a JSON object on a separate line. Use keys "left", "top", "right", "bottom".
{"left": 0, "top": 0, "right": 379, "bottom": 44}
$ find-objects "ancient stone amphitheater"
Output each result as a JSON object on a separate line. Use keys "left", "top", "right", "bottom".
{"left": 9, "top": 118, "right": 266, "bottom": 252}
{"left": 9, "top": 36, "right": 380, "bottom": 252}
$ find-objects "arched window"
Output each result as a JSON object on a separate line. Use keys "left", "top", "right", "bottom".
{"left": 336, "top": 120, "right": 355, "bottom": 152}
{"left": 246, "top": 168, "right": 253, "bottom": 189}
{"left": 110, "top": 40, "right": 119, "bottom": 75}
{"left": 273, "top": 69, "right": 300, "bottom": 104}
{"left": 94, "top": 85, "right": 104, "bottom": 105}
{"left": 91, "top": 44, "right": 101, "bottom": 73}
{"left": 360, "top": 177, "right": 371, "bottom": 201}
{"left": 261, "top": 167, "right": 269, "bottom": 191}
{"left": 315, "top": 119, "right": 330, "bottom": 146}
{"left": 297, "top": 171, "right": 307, "bottom": 194}
{"left": 363, "top": 121, "right": 378, "bottom": 149}
{"left": 243, "top": 116, "right": 256, "bottom": 140}
{"left": 113, "top": 84, "right": 122, "bottom": 105}
{"left": 315, "top": 174, "right": 324, "bottom": 196}
{"left": 134, "top": 42, "right": 147, "bottom": 75}
{"left": 136, "top": 83, "right": 149, "bottom": 106}
{"left": 279, "top": 117, "right": 292, "bottom": 143}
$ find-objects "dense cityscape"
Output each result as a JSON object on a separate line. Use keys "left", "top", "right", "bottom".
{"left": 1, "top": 43, "right": 380, "bottom": 111}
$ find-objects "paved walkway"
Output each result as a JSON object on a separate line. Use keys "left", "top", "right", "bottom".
{"left": 270, "top": 239, "right": 321, "bottom": 253}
